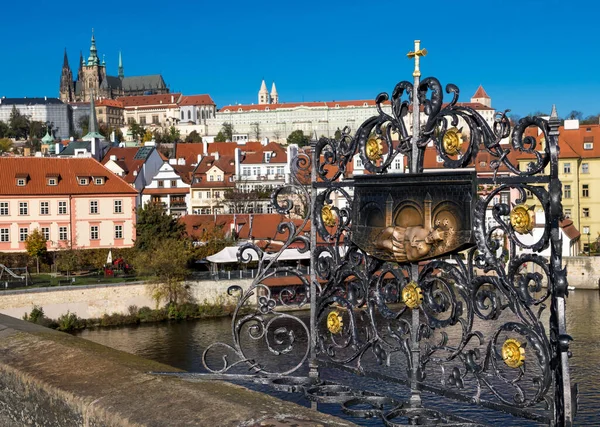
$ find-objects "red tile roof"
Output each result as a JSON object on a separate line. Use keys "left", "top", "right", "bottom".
{"left": 241, "top": 142, "right": 287, "bottom": 165}
{"left": 119, "top": 93, "right": 182, "bottom": 108}
{"left": 101, "top": 147, "right": 148, "bottom": 184}
{"left": 517, "top": 124, "right": 600, "bottom": 160}
{"left": 0, "top": 158, "right": 137, "bottom": 195}
{"left": 179, "top": 95, "right": 215, "bottom": 106}
{"left": 191, "top": 155, "right": 236, "bottom": 189}
{"left": 472, "top": 85, "right": 490, "bottom": 99}
{"left": 96, "top": 99, "right": 124, "bottom": 108}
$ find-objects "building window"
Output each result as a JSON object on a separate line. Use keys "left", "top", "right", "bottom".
{"left": 583, "top": 184, "right": 589, "bottom": 198}
{"left": 276, "top": 166, "right": 284, "bottom": 175}
{"left": 19, "top": 202, "right": 28, "bottom": 216}
{"left": 394, "top": 158, "right": 402, "bottom": 170}
{"left": 114, "top": 225, "right": 123, "bottom": 240}
{"left": 95, "top": 177, "right": 104, "bottom": 185}
{"left": 242, "top": 167, "right": 250, "bottom": 176}
{"left": 564, "top": 185, "right": 571, "bottom": 199}
{"left": 59, "top": 227, "right": 68, "bottom": 241}
{"left": 16, "top": 178, "right": 26, "bottom": 186}
{"left": 40, "top": 201, "right": 49, "bottom": 215}
{"left": 158, "top": 180, "right": 164, "bottom": 188}
{"left": 209, "top": 175, "right": 214, "bottom": 181}
{"left": 171, "top": 180, "right": 177, "bottom": 187}
{"left": 152, "top": 115, "right": 159, "bottom": 124}
{"left": 0, "top": 202, "right": 8, "bottom": 216}
{"left": 19, "top": 228, "right": 28, "bottom": 242}
{"left": 501, "top": 192, "right": 509, "bottom": 205}
{"left": 214, "top": 191, "right": 220, "bottom": 198}
{"left": 582, "top": 163, "right": 589, "bottom": 174}
{"left": 267, "top": 204, "right": 273, "bottom": 214}
{"left": 58, "top": 201, "right": 67, "bottom": 215}
{"left": 114, "top": 200, "right": 122, "bottom": 214}
{"left": 563, "top": 163, "right": 571, "bottom": 174}
{"left": 47, "top": 178, "right": 57, "bottom": 186}
{"left": 90, "top": 200, "right": 98, "bottom": 214}
{"left": 583, "top": 226, "right": 590, "bottom": 235}
{"left": 140, "top": 116, "right": 146, "bottom": 125}
{"left": 90, "top": 226, "right": 99, "bottom": 240}
{"left": 584, "top": 143, "right": 593, "bottom": 150}
{"left": 79, "top": 177, "right": 88, "bottom": 185}
{"left": 187, "top": 111, "right": 191, "bottom": 120}
{"left": 40, "top": 226, "right": 51, "bottom": 241}
{"left": 0, "top": 228, "right": 9, "bottom": 242}
{"left": 583, "top": 207, "right": 590, "bottom": 217}
{"left": 584, "top": 243, "right": 590, "bottom": 253}
{"left": 564, "top": 208, "right": 571, "bottom": 218}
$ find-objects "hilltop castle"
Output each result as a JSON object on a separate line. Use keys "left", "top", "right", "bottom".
{"left": 59, "top": 31, "right": 169, "bottom": 102}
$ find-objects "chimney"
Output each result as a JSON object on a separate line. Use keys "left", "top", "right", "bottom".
{"left": 234, "top": 147, "right": 241, "bottom": 176}
{"left": 215, "top": 152, "right": 220, "bottom": 160}
{"left": 202, "top": 139, "right": 208, "bottom": 155}
{"left": 197, "top": 154, "right": 202, "bottom": 164}
{"left": 171, "top": 95, "right": 174, "bottom": 103}
{"left": 169, "top": 158, "right": 177, "bottom": 165}
{"left": 178, "top": 158, "right": 185, "bottom": 165}
{"left": 110, "top": 154, "right": 117, "bottom": 161}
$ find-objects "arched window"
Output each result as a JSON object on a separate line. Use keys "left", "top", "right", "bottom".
{"left": 181, "top": 111, "right": 184, "bottom": 120}
{"left": 201, "top": 110, "right": 205, "bottom": 120}
{"left": 187, "top": 110, "right": 191, "bottom": 120}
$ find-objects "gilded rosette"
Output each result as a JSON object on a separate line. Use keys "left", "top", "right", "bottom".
{"left": 502, "top": 338, "right": 525, "bottom": 369}
{"left": 327, "top": 311, "right": 343, "bottom": 334}
{"left": 366, "top": 137, "right": 383, "bottom": 161}
{"left": 402, "top": 281, "right": 423, "bottom": 309}
{"left": 510, "top": 204, "right": 535, "bottom": 234}
{"left": 442, "top": 128, "right": 462, "bottom": 156}
{"left": 321, "top": 205, "right": 336, "bottom": 227}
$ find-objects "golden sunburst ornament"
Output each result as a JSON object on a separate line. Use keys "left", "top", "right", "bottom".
{"left": 502, "top": 338, "right": 525, "bottom": 369}
{"left": 366, "top": 137, "right": 383, "bottom": 161}
{"left": 402, "top": 281, "right": 423, "bottom": 309}
{"left": 442, "top": 127, "right": 463, "bottom": 156}
{"left": 510, "top": 204, "right": 535, "bottom": 234}
{"left": 327, "top": 311, "right": 343, "bottom": 334}
{"left": 321, "top": 205, "right": 336, "bottom": 227}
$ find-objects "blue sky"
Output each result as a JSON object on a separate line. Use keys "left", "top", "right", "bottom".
{"left": 1, "top": 0, "right": 599, "bottom": 118}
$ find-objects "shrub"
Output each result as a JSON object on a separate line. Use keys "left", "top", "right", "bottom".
{"left": 23, "top": 305, "right": 45, "bottom": 323}
{"left": 57, "top": 312, "right": 83, "bottom": 332}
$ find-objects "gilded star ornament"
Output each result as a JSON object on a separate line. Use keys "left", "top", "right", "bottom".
{"left": 502, "top": 338, "right": 526, "bottom": 369}
{"left": 510, "top": 204, "right": 535, "bottom": 234}
{"left": 327, "top": 311, "right": 343, "bottom": 334}
{"left": 402, "top": 281, "right": 423, "bottom": 309}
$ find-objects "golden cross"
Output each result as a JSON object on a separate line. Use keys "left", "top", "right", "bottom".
{"left": 407, "top": 40, "right": 427, "bottom": 78}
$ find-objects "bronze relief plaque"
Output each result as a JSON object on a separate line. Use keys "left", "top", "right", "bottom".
{"left": 351, "top": 171, "right": 476, "bottom": 263}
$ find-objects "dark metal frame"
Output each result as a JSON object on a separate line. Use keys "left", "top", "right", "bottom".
{"left": 195, "top": 70, "right": 575, "bottom": 426}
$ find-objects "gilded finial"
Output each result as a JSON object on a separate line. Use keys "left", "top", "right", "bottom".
{"left": 407, "top": 40, "right": 427, "bottom": 78}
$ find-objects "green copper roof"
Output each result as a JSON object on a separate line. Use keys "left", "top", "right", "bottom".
{"left": 87, "top": 30, "right": 100, "bottom": 66}
{"left": 41, "top": 131, "right": 54, "bottom": 144}
{"left": 83, "top": 93, "right": 104, "bottom": 141}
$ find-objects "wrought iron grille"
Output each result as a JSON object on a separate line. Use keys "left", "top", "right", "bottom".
{"left": 194, "top": 42, "right": 576, "bottom": 426}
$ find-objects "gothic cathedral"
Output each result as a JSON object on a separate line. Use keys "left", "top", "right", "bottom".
{"left": 60, "top": 31, "right": 169, "bottom": 102}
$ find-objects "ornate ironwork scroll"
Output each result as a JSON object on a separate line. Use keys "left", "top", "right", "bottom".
{"left": 195, "top": 42, "right": 574, "bottom": 426}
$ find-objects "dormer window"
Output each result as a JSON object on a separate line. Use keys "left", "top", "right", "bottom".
{"left": 15, "top": 173, "right": 29, "bottom": 186}
{"left": 79, "top": 177, "right": 89, "bottom": 185}
{"left": 47, "top": 178, "right": 57, "bottom": 186}
{"left": 94, "top": 177, "right": 105, "bottom": 185}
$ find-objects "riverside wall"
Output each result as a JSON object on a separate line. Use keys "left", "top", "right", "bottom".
{"left": 0, "top": 314, "right": 355, "bottom": 426}
{"left": 0, "top": 279, "right": 255, "bottom": 320}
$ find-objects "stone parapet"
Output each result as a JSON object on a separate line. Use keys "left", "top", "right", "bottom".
{"left": 0, "top": 314, "right": 354, "bottom": 426}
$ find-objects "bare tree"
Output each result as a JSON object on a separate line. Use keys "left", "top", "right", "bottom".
{"left": 273, "top": 129, "right": 282, "bottom": 142}
{"left": 251, "top": 122, "right": 261, "bottom": 141}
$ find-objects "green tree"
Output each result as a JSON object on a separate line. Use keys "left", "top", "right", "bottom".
{"left": 135, "top": 201, "right": 186, "bottom": 251}
{"left": 78, "top": 115, "right": 90, "bottom": 136}
{"left": 29, "top": 121, "right": 45, "bottom": 139}
{"left": 214, "top": 131, "right": 226, "bottom": 142}
{"left": 55, "top": 243, "right": 82, "bottom": 278}
{"left": 0, "top": 121, "right": 8, "bottom": 138}
{"left": 8, "top": 106, "right": 30, "bottom": 140}
{"left": 185, "top": 130, "right": 203, "bottom": 143}
{"left": 142, "top": 129, "right": 153, "bottom": 142}
{"left": 168, "top": 125, "right": 181, "bottom": 143}
{"left": 128, "top": 119, "right": 145, "bottom": 140}
{"left": 582, "top": 114, "right": 600, "bottom": 125}
{"left": 25, "top": 229, "right": 47, "bottom": 274}
{"left": 287, "top": 129, "right": 311, "bottom": 147}
{"left": 133, "top": 238, "right": 192, "bottom": 307}
{"left": 0, "top": 137, "right": 13, "bottom": 154}
{"left": 193, "top": 225, "right": 232, "bottom": 260}
{"left": 221, "top": 122, "right": 234, "bottom": 141}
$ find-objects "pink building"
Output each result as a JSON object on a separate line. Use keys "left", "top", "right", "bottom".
{"left": 0, "top": 158, "right": 138, "bottom": 252}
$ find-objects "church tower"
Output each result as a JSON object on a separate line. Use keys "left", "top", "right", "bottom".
{"left": 118, "top": 51, "right": 124, "bottom": 79}
{"left": 471, "top": 85, "right": 491, "bottom": 108}
{"left": 59, "top": 49, "right": 75, "bottom": 102}
{"left": 78, "top": 30, "right": 107, "bottom": 102}
{"left": 270, "top": 82, "right": 278, "bottom": 104}
{"left": 258, "top": 79, "right": 269, "bottom": 105}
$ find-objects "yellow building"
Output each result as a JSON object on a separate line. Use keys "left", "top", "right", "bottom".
{"left": 519, "top": 120, "right": 600, "bottom": 253}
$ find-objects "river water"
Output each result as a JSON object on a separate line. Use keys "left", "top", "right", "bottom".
{"left": 75, "top": 289, "right": 600, "bottom": 426}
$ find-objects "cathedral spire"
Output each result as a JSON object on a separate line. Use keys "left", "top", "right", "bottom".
{"left": 258, "top": 79, "right": 269, "bottom": 105}
{"left": 118, "top": 51, "right": 124, "bottom": 79}
{"left": 63, "top": 48, "right": 69, "bottom": 69}
{"left": 83, "top": 91, "right": 104, "bottom": 141}
{"left": 87, "top": 29, "right": 99, "bottom": 66}
{"left": 270, "top": 81, "right": 278, "bottom": 104}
